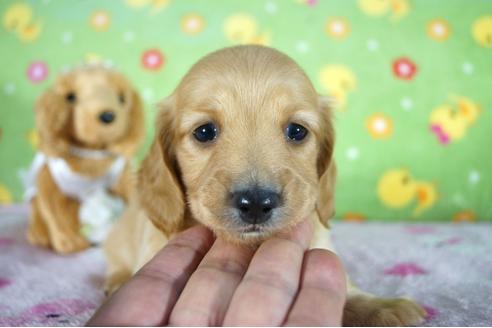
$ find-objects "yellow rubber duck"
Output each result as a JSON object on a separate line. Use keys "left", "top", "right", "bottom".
{"left": 318, "top": 65, "right": 356, "bottom": 110}
{"left": 472, "top": 16, "right": 492, "bottom": 48}
{"left": 358, "top": 0, "right": 390, "bottom": 16}
{"left": 126, "top": 0, "right": 169, "bottom": 14}
{"left": 3, "top": 3, "right": 41, "bottom": 42}
{"left": 126, "top": 0, "right": 152, "bottom": 7}
{"left": 342, "top": 212, "right": 366, "bottom": 222}
{"left": 378, "top": 169, "right": 437, "bottom": 217}
{"left": 358, "top": 0, "right": 409, "bottom": 21}
{"left": 390, "top": 0, "right": 410, "bottom": 21}
{"left": 0, "top": 184, "right": 12, "bottom": 205}
{"left": 413, "top": 181, "right": 438, "bottom": 216}
{"left": 453, "top": 210, "right": 476, "bottom": 223}
{"left": 429, "top": 95, "right": 481, "bottom": 145}
{"left": 85, "top": 53, "right": 103, "bottom": 64}
{"left": 223, "top": 14, "right": 270, "bottom": 46}
{"left": 26, "top": 128, "right": 39, "bottom": 149}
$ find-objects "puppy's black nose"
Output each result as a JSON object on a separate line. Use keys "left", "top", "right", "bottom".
{"left": 231, "top": 188, "right": 281, "bottom": 224}
{"left": 99, "top": 111, "right": 115, "bottom": 124}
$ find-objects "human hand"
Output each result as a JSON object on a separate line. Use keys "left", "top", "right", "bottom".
{"left": 87, "top": 219, "right": 346, "bottom": 326}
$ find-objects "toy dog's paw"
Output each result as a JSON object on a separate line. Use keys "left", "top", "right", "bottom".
{"left": 343, "top": 294, "right": 426, "bottom": 326}
{"left": 27, "top": 227, "right": 50, "bottom": 248}
{"left": 51, "top": 233, "right": 90, "bottom": 254}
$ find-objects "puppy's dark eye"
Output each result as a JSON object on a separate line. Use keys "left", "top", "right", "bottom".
{"left": 66, "top": 92, "right": 76, "bottom": 104}
{"left": 119, "top": 93, "right": 125, "bottom": 104}
{"left": 285, "top": 123, "right": 308, "bottom": 142}
{"left": 193, "top": 123, "right": 218, "bottom": 143}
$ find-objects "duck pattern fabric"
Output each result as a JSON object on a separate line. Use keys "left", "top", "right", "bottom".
{"left": 0, "top": 0, "right": 491, "bottom": 222}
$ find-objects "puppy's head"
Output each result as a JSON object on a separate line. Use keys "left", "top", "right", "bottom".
{"left": 35, "top": 66, "right": 144, "bottom": 156}
{"left": 140, "top": 45, "right": 335, "bottom": 244}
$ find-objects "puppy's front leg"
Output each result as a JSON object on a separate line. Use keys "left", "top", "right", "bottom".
{"left": 109, "top": 163, "right": 135, "bottom": 203}
{"left": 311, "top": 218, "right": 426, "bottom": 326}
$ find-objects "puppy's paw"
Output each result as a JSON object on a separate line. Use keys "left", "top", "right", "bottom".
{"left": 103, "top": 281, "right": 120, "bottom": 297}
{"left": 104, "top": 271, "right": 131, "bottom": 297}
{"left": 343, "top": 294, "right": 426, "bottom": 326}
{"left": 51, "top": 233, "right": 90, "bottom": 254}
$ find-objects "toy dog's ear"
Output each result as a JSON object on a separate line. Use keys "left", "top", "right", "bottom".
{"left": 315, "top": 95, "right": 336, "bottom": 227}
{"left": 110, "top": 88, "right": 145, "bottom": 157}
{"left": 35, "top": 88, "right": 71, "bottom": 157}
{"left": 138, "top": 96, "right": 185, "bottom": 236}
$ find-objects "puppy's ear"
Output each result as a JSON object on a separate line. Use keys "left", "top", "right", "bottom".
{"left": 110, "top": 88, "right": 145, "bottom": 157}
{"left": 35, "top": 88, "right": 71, "bottom": 157}
{"left": 315, "top": 95, "right": 336, "bottom": 227}
{"left": 138, "top": 97, "right": 185, "bottom": 236}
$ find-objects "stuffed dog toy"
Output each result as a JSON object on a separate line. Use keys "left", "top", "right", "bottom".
{"left": 104, "top": 46, "right": 425, "bottom": 326}
{"left": 24, "top": 66, "right": 144, "bottom": 254}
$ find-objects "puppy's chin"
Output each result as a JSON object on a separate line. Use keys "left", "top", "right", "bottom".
{"left": 212, "top": 221, "right": 296, "bottom": 246}
{"left": 214, "top": 227, "right": 276, "bottom": 246}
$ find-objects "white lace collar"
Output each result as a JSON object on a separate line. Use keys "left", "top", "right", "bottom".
{"left": 69, "top": 146, "right": 116, "bottom": 160}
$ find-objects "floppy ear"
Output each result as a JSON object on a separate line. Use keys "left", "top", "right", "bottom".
{"left": 35, "top": 88, "right": 71, "bottom": 157}
{"left": 138, "top": 97, "right": 186, "bottom": 236}
{"left": 315, "top": 95, "right": 336, "bottom": 227}
{"left": 110, "top": 88, "right": 145, "bottom": 157}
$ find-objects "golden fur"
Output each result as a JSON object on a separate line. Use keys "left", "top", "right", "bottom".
{"left": 27, "top": 66, "right": 144, "bottom": 254}
{"left": 105, "top": 46, "right": 425, "bottom": 326}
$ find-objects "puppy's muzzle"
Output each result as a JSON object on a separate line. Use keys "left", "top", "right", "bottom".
{"left": 231, "top": 187, "right": 281, "bottom": 224}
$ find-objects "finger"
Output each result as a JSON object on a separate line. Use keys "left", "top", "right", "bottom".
{"left": 223, "top": 219, "right": 313, "bottom": 326}
{"left": 276, "top": 216, "right": 314, "bottom": 249}
{"left": 169, "top": 238, "right": 254, "bottom": 326}
{"left": 284, "top": 249, "right": 346, "bottom": 326}
{"left": 87, "top": 225, "right": 214, "bottom": 326}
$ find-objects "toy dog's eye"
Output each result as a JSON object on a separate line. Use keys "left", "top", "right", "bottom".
{"left": 65, "top": 92, "right": 76, "bottom": 104}
{"left": 285, "top": 123, "right": 308, "bottom": 142}
{"left": 193, "top": 123, "right": 218, "bottom": 143}
{"left": 119, "top": 93, "right": 125, "bottom": 104}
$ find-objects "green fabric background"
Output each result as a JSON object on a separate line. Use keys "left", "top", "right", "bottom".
{"left": 0, "top": 0, "right": 491, "bottom": 222}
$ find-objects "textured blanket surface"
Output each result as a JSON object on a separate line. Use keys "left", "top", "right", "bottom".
{"left": 0, "top": 205, "right": 491, "bottom": 326}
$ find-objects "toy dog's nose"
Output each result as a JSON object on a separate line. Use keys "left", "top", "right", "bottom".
{"left": 99, "top": 111, "right": 115, "bottom": 124}
{"left": 231, "top": 188, "right": 281, "bottom": 224}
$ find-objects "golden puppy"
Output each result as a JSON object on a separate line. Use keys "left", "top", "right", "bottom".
{"left": 105, "top": 46, "right": 425, "bottom": 326}
{"left": 26, "top": 66, "right": 144, "bottom": 254}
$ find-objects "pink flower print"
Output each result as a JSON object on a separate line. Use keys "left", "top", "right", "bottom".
{"left": 0, "top": 278, "right": 11, "bottom": 288}
{"left": 422, "top": 305, "right": 439, "bottom": 320}
{"left": 25, "top": 299, "right": 93, "bottom": 324}
{"left": 141, "top": 49, "right": 164, "bottom": 71}
{"left": 0, "top": 299, "right": 97, "bottom": 326}
{"left": 430, "top": 124, "right": 450, "bottom": 145}
{"left": 27, "top": 61, "right": 49, "bottom": 83}
{"left": 392, "top": 57, "right": 417, "bottom": 80}
{"left": 384, "top": 263, "right": 427, "bottom": 276}
{"left": 305, "top": 0, "right": 318, "bottom": 6}
{"left": 0, "top": 237, "right": 14, "bottom": 246}
{"left": 436, "top": 236, "right": 462, "bottom": 247}
{"left": 404, "top": 226, "right": 436, "bottom": 234}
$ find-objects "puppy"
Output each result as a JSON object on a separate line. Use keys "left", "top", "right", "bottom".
{"left": 26, "top": 66, "right": 144, "bottom": 254}
{"left": 105, "top": 46, "right": 426, "bottom": 326}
